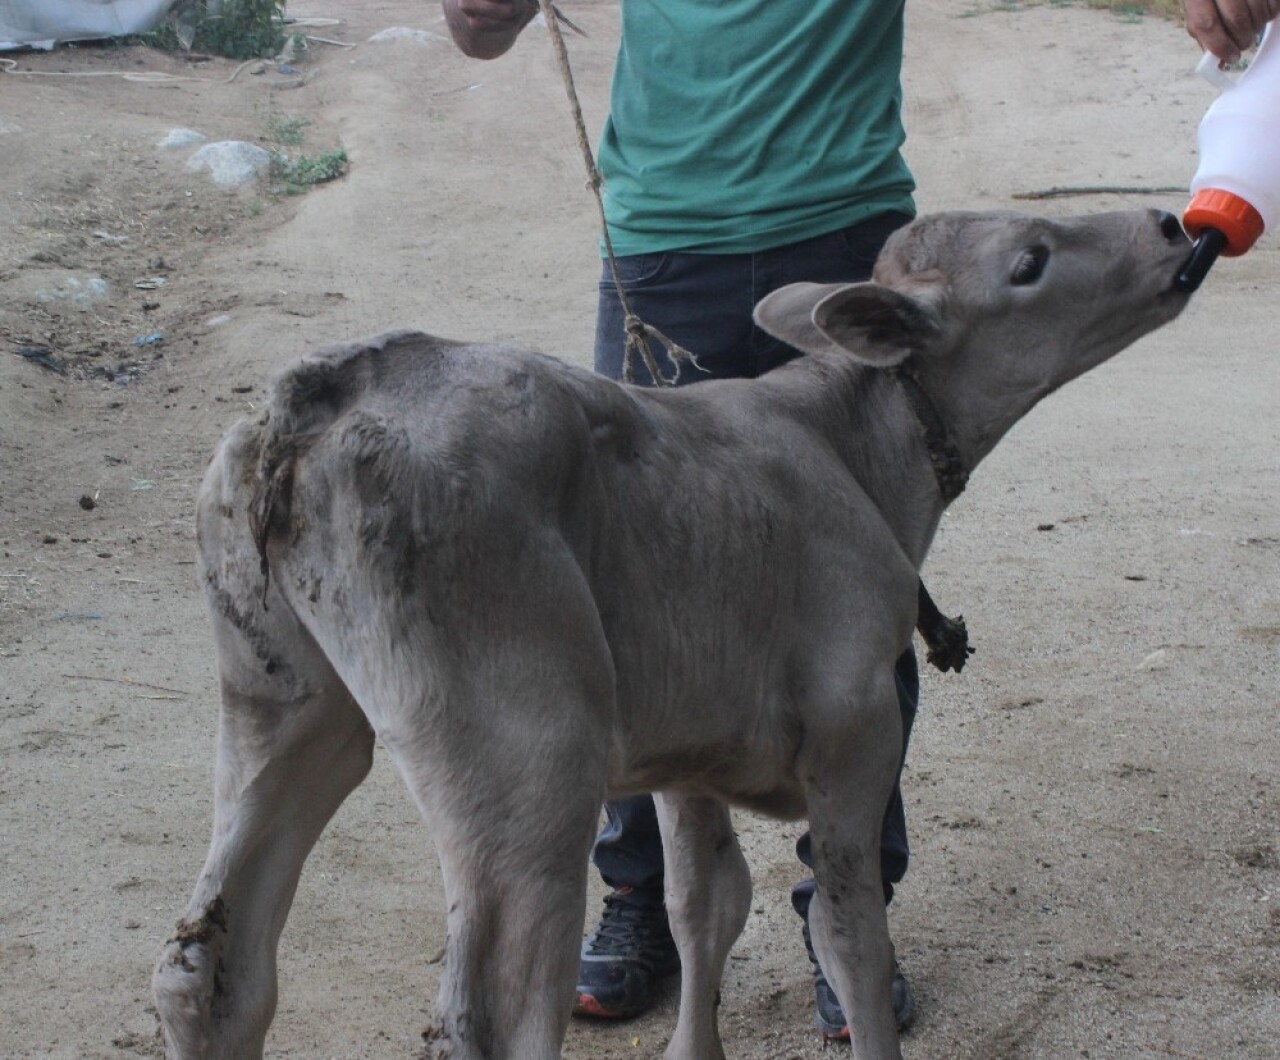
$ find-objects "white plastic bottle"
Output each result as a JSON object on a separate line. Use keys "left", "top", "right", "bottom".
{"left": 1177, "top": 22, "right": 1280, "bottom": 291}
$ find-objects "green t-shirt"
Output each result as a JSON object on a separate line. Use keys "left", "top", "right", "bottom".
{"left": 598, "top": 0, "right": 916, "bottom": 255}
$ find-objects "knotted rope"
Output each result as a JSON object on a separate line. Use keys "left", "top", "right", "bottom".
{"left": 535, "top": 0, "right": 698, "bottom": 385}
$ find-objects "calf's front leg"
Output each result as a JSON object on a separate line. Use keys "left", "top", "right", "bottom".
{"left": 800, "top": 671, "right": 903, "bottom": 1060}
{"left": 654, "top": 793, "right": 752, "bottom": 1060}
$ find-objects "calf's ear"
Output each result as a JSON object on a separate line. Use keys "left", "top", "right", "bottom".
{"left": 813, "top": 283, "right": 942, "bottom": 366}
{"left": 754, "top": 282, "right": 942, "bottom": 366}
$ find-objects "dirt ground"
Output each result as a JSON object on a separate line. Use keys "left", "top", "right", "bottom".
{"left": 1, "top": 2, "right": 1276, "bottom": 1057}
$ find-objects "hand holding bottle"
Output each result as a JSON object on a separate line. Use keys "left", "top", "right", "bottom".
{"left": 1177, "top": 20, "right": 1280, "bottom": 290}
{"left": 1185, "top": 0, "right": 1279, "bottom": 63}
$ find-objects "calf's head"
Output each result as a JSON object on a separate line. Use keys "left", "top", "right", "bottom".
{"left": 755, "top": 209, "right": 1192, "bottom": 468}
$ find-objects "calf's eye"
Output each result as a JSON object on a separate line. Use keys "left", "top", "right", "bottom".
{"left": 1011, "top": 245, "right": 1050, "bottom": 286}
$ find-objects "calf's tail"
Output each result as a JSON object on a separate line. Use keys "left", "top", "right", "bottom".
{"left": 246, "top": 329, "right": 427, "bottom": 601}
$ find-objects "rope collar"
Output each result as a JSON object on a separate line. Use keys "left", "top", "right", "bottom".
{"left": 888, "top": 365, "right": 969, "bottom": 504}
{"left": 885, "top": 366, "right": 976, "bottom": 671}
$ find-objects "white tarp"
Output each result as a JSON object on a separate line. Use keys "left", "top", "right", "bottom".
{"left": 0, "top": 0, "right": 177, "bottom": 49}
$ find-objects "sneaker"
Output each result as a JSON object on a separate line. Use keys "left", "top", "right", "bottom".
{"left": 573, "top": 886, "right": 681, "bottom": 1019}
{"left": 803, "top": 920, "right": 916, "bottom": 1038}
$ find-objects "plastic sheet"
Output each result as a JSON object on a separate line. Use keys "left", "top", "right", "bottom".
{"left": 0, "top": 0, "right": 176, "bottom": 50}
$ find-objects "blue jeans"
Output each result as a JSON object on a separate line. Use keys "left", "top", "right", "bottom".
{"left": 590, "top": 211, "right": 920, "bottom": 910}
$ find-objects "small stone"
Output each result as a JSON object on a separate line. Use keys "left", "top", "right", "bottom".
{"left": 79, "top": 495, "right": 96, "bottom": 511}
{"left": 186, "top": 141, "right": 273, "bottom": 189}
{"left": 1137, "top": 648, "right": 1169, "bottom": 671}
{"left": 159, "top": 127, "right": 206, "bottom": 150}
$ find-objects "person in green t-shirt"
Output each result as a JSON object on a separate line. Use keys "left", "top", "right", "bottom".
{"left": 442, "top": 0, "right": 1272, "bottom": 1041}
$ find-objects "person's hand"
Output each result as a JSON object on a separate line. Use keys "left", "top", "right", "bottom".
{"left": 443, "top": 0, "right": 537, "bottom": 59}
{"left": 1185, "top": 0, "right": 1278, "bottom": 63}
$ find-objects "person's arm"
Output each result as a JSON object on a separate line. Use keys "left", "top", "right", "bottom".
{"left": 442, "top": 0, "right": 537, "bottom": 60}
{"left": 1185, "top": 0, "right": 1277, "bottom": 63}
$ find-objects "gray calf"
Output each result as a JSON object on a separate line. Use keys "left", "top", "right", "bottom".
{"left": 153, "top": 210, "right": 1191, "bottom": 1059}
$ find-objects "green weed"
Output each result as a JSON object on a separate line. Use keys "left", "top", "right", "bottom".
{"left": 187, "top": 0, "right": 285, "bottom": 59}
{"left": 262, "top": 110, "right": 310, "bottom": 147}
{"left": 137, "top": 0, "right": 286, "bottom": 59}
{"left": 272, "top": 149, "right": 349, "bottom": 194}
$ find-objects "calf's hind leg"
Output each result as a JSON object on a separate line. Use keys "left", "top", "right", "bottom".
{"left": 365, "top": 638, "right": 609, "bottom": 1060}
{"left": 334, "top": 562, "right": 615, "bottom": 1058}
{"left": 405, "top": 722, "right": 605, "bottom": 1060}
{"left": 153, "top": 562, "right": 374, "bottom": 1059}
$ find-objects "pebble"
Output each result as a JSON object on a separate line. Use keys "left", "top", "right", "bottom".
{"left": 186, "top": 141, "right": 273, "bottom": 189}
{"left": 158, "top": 127, "right": 207, "bottom": 150}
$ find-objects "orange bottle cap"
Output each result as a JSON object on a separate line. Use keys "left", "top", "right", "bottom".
{"left": 1183, "top": 189, "right": 1265, "bottom": 256}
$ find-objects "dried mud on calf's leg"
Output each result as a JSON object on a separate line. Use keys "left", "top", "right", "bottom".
{"left": 172, "top": 896, "right": 229, "bottom": 947}
{"left": 167, "top": 896, "right": 229, "bottom": 969}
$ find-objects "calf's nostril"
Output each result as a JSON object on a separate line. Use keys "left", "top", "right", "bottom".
{"left": 1157, "top": 210, "right": 1185, "bottom": 243}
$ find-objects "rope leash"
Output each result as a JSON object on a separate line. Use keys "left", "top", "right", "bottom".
{"left": 0, "top": 55, "right": 264, "bottom": 83}
{"left": 534, "top": 0, "right": 697, "bottom": 386}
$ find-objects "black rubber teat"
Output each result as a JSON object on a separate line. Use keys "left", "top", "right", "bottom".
{"left": 1175, "top": 228, "right": 1228, "bottom": 293}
